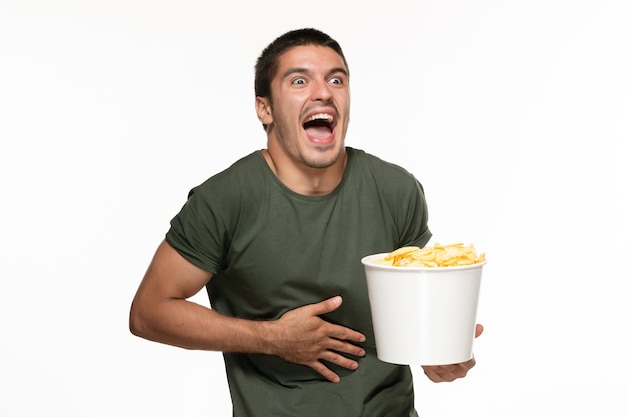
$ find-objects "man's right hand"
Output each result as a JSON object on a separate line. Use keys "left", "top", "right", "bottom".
{"left": 265, "top": 295, "right": 366, "bottom": 383}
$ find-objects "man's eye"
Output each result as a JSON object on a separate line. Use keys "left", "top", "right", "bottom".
{"left": 329, "top": 77, "right": 343, "bottom": 85}
{"left": 292, "top": 78, "right": 306, "bottom": 85}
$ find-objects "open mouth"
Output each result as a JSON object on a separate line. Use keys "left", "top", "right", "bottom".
{"left": 303, "top": 113, "right": 336, "bottom": 140}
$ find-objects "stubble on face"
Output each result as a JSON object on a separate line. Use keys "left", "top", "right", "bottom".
{"left": 269, "top": 101, "right": 345, "bottom": 169}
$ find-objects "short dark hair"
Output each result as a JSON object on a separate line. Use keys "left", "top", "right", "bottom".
{"left": 254, "top": 28, "right": 349, "bottom": 100}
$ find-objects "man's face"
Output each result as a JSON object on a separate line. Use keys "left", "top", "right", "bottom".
{"left": 257, "top": 45, "right": 351, "bottom": 169}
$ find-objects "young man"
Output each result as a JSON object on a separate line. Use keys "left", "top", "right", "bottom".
{"left": 129, "top": 28, "right": 482, "bottom": 417}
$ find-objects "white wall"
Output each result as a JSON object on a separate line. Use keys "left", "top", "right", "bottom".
{"left": 1, "top": 1, "right": 624, "bottom": 416}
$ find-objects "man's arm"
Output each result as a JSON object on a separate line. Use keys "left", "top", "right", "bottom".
{"left": 129, "top": 239, "right": 366, "bottom": 382}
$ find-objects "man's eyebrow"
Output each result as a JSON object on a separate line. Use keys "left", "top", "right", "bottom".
{"left": 282, "top": 67, "right": 349, "bottom": 79}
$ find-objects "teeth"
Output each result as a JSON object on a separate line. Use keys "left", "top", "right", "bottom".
{"left": 306, "top": 113, "right": 334, "bottom": 123}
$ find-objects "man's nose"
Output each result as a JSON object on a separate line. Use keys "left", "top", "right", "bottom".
{"left": 311, "top": 80, "right": 332, "bottom": 101}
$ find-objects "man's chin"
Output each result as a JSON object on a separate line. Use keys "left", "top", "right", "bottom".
{"left": 303, "top": 146, "right": 345, "bottom": 169}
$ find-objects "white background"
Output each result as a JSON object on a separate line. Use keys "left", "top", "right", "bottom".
{"left": 1, "top": 1, "right": 625, "bottom": 416}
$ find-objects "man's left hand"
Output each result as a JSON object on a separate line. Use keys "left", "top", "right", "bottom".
{"left": 421, "top": 324, "right": 484, "bottom": 383}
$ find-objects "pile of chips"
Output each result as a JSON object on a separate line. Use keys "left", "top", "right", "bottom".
{"left": 374, "top": 243, "right": 486, "bottom": 267}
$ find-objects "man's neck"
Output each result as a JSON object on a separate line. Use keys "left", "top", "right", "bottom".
{"left": 261, "top": 148, "right": 348, "bottom": 196}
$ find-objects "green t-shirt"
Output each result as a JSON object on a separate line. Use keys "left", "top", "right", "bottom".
{"left": 166, "top": 147, "right": 432, "bottom": 417}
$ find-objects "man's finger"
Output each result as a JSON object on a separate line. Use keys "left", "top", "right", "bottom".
{"left": 311, "top": 360, "right": 341, "bottom": 383}
{"left": 303, "top": 295, "right": 343, "bottom": 316}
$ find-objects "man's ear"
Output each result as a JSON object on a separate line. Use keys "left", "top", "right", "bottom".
{"left": 255, "top": 96, "right": 273, "bottom": 125}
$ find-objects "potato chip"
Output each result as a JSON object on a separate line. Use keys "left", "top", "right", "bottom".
{"left": 373, "top": 243, "right": 486, "bottom": 267}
